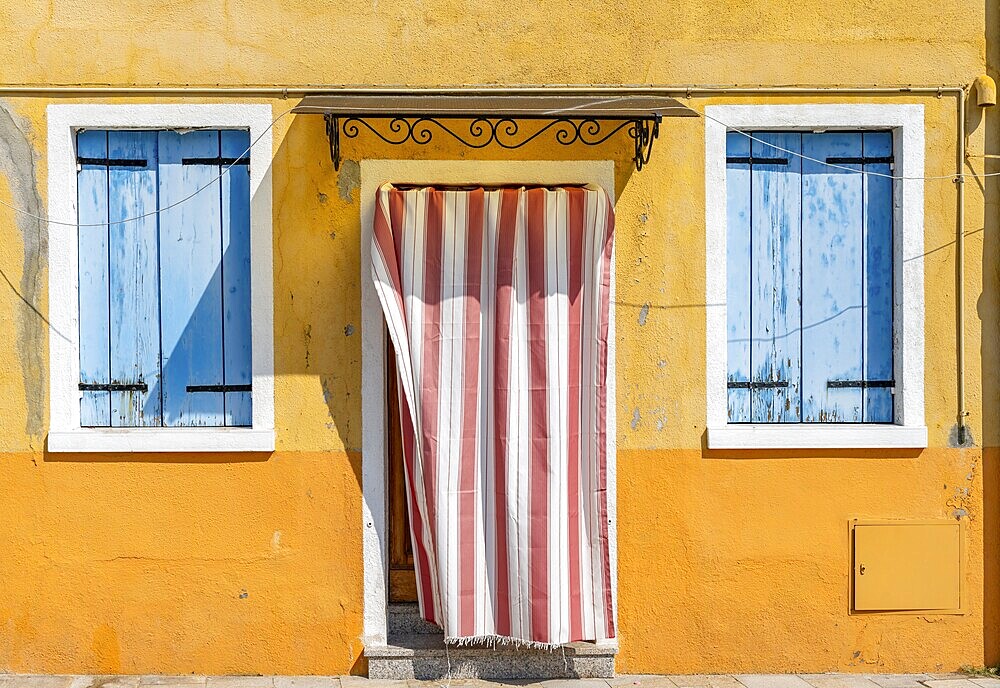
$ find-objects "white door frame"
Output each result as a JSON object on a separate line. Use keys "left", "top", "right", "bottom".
{"left": 358, "top": 159, "right": 618, "bottom": 646}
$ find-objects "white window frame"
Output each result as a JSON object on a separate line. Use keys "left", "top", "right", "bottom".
{"left": 47, "top": 104, "right": 275, "bottom": 453}
{"left": 705, "top": 104, "right": 927, "bottom": 450}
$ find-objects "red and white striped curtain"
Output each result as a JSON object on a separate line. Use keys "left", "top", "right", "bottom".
{"left": 371, "top": 183, "right": 615, "bottom": 646}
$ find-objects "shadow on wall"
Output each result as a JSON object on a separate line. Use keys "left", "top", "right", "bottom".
{"left": 42, "top": 109, "right": 636, "bottom": 479}
{"left": 266, "top": 112, "right": 637, "bottom": 486}
{"left": 982, "top": 0, "right": 1000, "bottom": 666}
{"left": 48, "top": 239, "right": 257, "bottom": 465}
{"left": 43, "top": 230, "right": 269, "bottom": 465}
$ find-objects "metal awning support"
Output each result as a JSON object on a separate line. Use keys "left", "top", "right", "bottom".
{"left": 291, "top": 93, "right": 698, "bottom": 171}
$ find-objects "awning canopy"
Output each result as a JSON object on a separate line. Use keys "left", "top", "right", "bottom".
{"left": 292, "top": 92, "right": 697, "bottom": 171}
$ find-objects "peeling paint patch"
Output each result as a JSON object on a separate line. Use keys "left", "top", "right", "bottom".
{"left": 847, "top": 649, "right": 878, "bottom": 667}
{"left": 947, "top": 423, "right": 975, "bottom": 448}
{"left": 238, "top": 589, "right": 249, "bottom": 599}
{"left": 946, "top": 484, "right": 974, "bottom": 521}
{"left": 337, "top": 159, "right": 360, "bottom": 202}
{"left": 0, "top": 101, "right": 46, "bottom": 439}
{"left": 317, "top": 191, "right": 328, "bottom": 204}
{"left": 638, "top": 303, "right": 650, "bottom": 326}
{"left": 303, "top": 324, "right": 312, "bottom": 369}
{"left": 344, "top": 323, "right": 355, "bottom": 336}
{"left": 630, "top": 407, "right": 640, "bottom": 430}
{"left": 320, "top": 376, "right": 339, "bottom": 421}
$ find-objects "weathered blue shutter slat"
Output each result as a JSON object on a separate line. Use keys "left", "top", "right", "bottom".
{"left": 220, "top": 130, "right": 253, "bottom": 427}
{"left": 801, "top": 132, "right": 864, "bottom": 422}
{"left": 726, "top": 132, "right": 752, "bottom": 422}
{"left": 157, "top": 130, "right": 225, "bottom": 427}
{"left": 108, "top": 131, "right": 162, "bottom": 427}
{"left": 863, "top": 131, "right": 895, "bottom": 422}
{"left": 77, "top": 130, "right": 112, "bottom": 427}
{"left": 750, "top": 132, "right": 802, "bottom": 422}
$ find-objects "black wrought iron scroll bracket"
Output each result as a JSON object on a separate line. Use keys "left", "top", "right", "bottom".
{"left": 323, "top": 114, "right": 661, "bottom": 172}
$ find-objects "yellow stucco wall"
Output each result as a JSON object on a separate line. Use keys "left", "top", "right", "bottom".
{"left": 0, "top": 0, "right": 998, "bottom": 676}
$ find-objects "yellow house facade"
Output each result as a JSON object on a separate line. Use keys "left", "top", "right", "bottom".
{"left": 1, "top": 0, "right": 999, "bottom": 678}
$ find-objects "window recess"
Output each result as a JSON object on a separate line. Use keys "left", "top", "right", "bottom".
{"left": 725, "top": 130, "right": 895, "bottom": 424}
{"left": 76, "top": 129, "right": 253, "bottom": 429}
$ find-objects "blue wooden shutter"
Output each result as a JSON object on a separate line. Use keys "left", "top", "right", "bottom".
{"left": 104, "top": 131, "right": 163, "bottom": 427}
{"left": 157, "top": 130, "right": 226, "bottom": 426}
{"left": 727, "top": 132, "right": 802, "bottom": 423}
{"left": 725, "top": 130, "right": 894, "bottom": 424}
{"left": 157, "top": 130, "right": 253, "bottom": 427}
{"left": 725, "top": 132, "right": 752, "bottom": 422}
{"left": 801, "top": 132, "right": 865, "bottom": 422}
{"left": 77, "top": 131, "right": 112, "bottom": 427}
{"left": 801, "top": 132, "right": 894, "bottom": 422}
{"left": 78, "top": 129, "right": 252, "bottom": 428}
{"left": 78, "top": 131, "right": 162, "bottom": 427}
{"left": 749, "top": 132, "right": 802, "bottom": 422}
{"left": 862, "top": 132, "right": 895, "bottom": 422}
{"left": 220, "top": 131, "right": 253, "bottom": 426}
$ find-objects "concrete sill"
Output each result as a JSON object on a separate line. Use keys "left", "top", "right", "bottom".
{"left": 47, "top": 428, "right": 275, "bottom": 453}
{"left": 707, "top": 424, "right": 928, "bottom": 450}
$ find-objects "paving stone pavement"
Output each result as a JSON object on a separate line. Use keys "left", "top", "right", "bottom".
{"left": 0, "top": 675, "right": 995, "bottom": 688}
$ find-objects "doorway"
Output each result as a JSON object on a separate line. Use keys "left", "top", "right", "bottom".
{"left": 359, "top": 159, "right": 617, "bottom": 646}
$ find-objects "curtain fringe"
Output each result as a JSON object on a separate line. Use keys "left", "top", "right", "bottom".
{"left": 444, "top": 634, "right": 564, "bottom": 651}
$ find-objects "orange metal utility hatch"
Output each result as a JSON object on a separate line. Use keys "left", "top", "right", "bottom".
{"left": 852, "top": 520, "right": 963, "bottom": 613}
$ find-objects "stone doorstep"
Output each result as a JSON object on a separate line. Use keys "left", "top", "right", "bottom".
{"left": 386, "top": 604, "right": 442, "bottom": 636}
{"left": 366, "top": 638, "right": 618, "bottom": 658}
{"left": 365, "top": 635, "right": 616, "bottom": 680}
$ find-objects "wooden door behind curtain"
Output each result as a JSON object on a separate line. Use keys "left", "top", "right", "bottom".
{"left": 387, "top": 339, "right": 417, "bottom": 602}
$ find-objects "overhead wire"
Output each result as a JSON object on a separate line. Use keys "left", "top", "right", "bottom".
{"left": 0, "top": 104, "right": 996, "bottom": 228}
{"left": 0, "top": 107, "right": 294, "bottom": 227}
{"left": 698, "top": 109, "right": 993, "bottom": 180}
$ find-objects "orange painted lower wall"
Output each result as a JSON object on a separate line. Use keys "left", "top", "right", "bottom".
{"left": 0, "top": 451, "right": 366, "bottom": 676}
{"left": 616, "top": 447, "right": 987, "bottom": 674}
{"left": 0, "top": 446, "right": 990, "bottom": 675}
